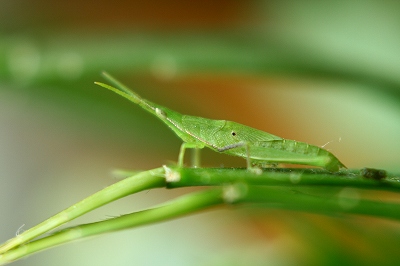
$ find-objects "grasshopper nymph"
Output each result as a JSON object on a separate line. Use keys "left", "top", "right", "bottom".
{"left": 95, "top": 72, "right": 346, "bottom": 172}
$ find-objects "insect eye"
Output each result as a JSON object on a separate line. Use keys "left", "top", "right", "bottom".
{"left": 231, "top": 132, "right": 237, "bottom": 136}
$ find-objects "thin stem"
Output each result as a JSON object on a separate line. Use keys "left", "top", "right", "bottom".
{"left": 0, "top": 188, "right": 225, "bottom": 264}
{"left": 0, "top": 167, "right": 166, "bottom": 254}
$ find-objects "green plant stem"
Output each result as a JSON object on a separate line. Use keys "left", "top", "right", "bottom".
{"left": 167, "top": 168, "right": 400, "bottom": 220}
{"left": 167, "top": 167, "right": 400, "bottom": 192}
{"left": 1, "top": 179, "right": 399, "bottom": 264}
{"left": 1, "top": 166, "right": 399, "bottom": 264}
{"left": 243, "top": 186, "right": 400, "bottom": 221}
{"left": 0, "top": 167, "right": 166, "bottom": 255}
{"left": 0, "top": 188, "right": 225, "bottom": 265}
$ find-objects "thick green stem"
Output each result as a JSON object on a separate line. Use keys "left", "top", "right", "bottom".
{"left": 242, "top": 186, "right": 400, "bottom": 221}
{"left": 167, "top": 167, "right": 400, "bottom": 192}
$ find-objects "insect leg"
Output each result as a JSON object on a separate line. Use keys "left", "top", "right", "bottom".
{"left": 191, "top": 148, "right": 201, "bottom": 168}
{"left": 178, "top": 142, "right": 204, "bottom": 167}
{"left": 217, "top": 142, "right": 253, "bottom": 170}
{"left": 244, "top": 142, "right": 251, "bottom": 170}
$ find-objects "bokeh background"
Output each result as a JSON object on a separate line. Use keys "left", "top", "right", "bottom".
{"left": 1, "top": 1, "right": 400, "bottom": 265}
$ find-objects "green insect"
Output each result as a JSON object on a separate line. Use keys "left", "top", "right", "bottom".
{"left": 95, "top": 72, "right": 346, "bottom": 172}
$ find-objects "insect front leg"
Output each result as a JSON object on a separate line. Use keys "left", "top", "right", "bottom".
{"left": 178, "top": 142, "right": 204, "bottom": 167}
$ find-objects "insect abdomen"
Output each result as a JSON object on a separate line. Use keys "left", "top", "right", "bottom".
{"left": 254, "top": 139, "right": 345, "bottom": 171}
{"left": 266, "top": 139, "right": 319, "bottom": 155}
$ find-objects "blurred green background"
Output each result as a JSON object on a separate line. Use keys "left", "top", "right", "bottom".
{"left": 1, "top": 1, "right": 399, "bottom": 265}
